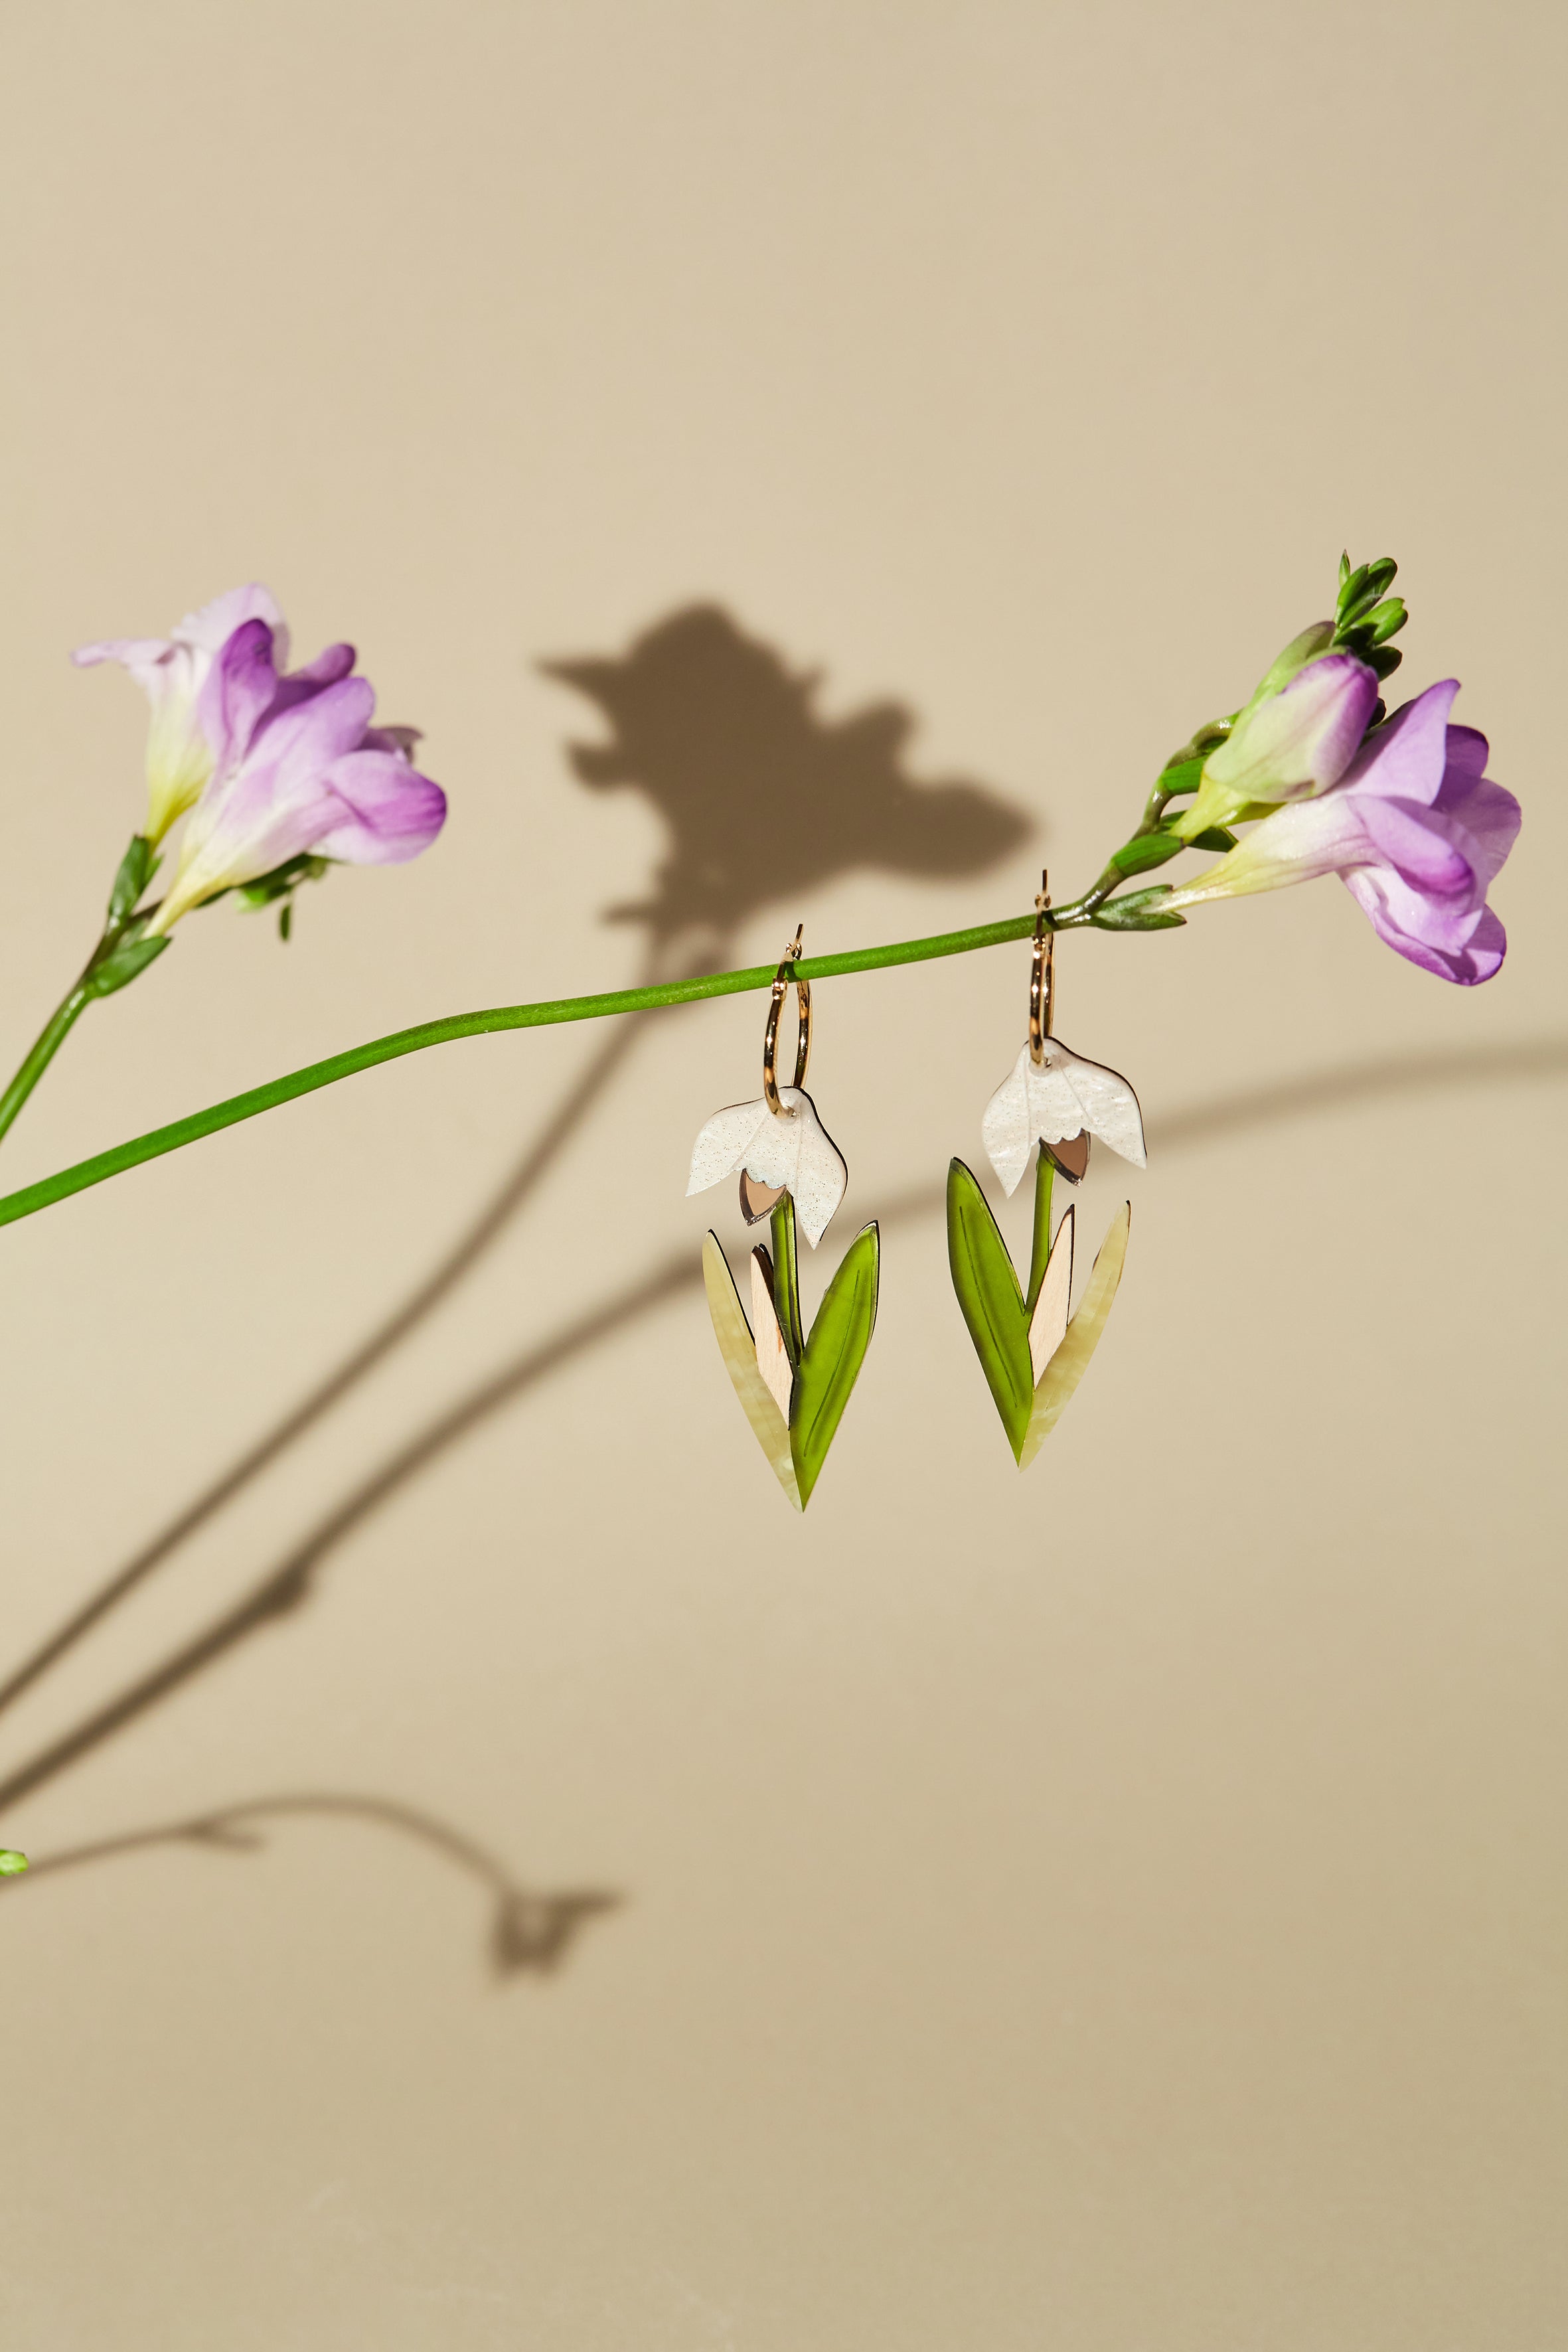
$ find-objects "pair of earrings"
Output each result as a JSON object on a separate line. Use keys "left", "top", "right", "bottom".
{"left": 687, "top": 885, "right": 1146, "bottom": 1508}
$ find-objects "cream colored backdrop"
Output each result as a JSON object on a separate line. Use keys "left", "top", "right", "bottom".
{"left": 1, "top": 4, "right": 1563, "bottom": 2346}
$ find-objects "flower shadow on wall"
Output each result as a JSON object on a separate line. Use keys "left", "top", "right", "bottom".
{"left": 544, "top": 602, "right": 1031, "bottom": 965}
{"left": 0, "top": 606, "right": 1032, "bottom": 1967}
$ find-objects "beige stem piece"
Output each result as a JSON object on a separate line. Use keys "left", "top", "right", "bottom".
{"left": 1018, "top": 1202, "right": 1131, "bottom": 1470}
{"left": 750, "top": 1249, "right": 796, "bottom": 1423}
{"left": 702, "top": 1234, "right": 802, "bottom": 1509}
{"left": 1028, "top": 1202, "right": 1075, "bottom": 1386}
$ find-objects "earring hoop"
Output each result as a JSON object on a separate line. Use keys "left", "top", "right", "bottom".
{"left": 763, "top": 924, "right": 811, "bottom": 1113}
{"left": 1028, "top": 873, "right": 1054, "bottom": 1066}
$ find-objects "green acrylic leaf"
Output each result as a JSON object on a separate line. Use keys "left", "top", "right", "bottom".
{"left": 1111, "top": 829, "right": 1183, "bottom": 877}
{"left": 947, "top": 1158, "right": 1034, "bottom": 1459}
{"left": 87, "top": 934, "right": 170, "bottom": 997}
{"left": 789, "top": 1221, "right": 880, "bottom": 1508}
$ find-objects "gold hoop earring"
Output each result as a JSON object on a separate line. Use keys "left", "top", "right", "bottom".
{"left": 761, "top": 923, "right": 811, "bottom": 1115}
{"left": 686, "top": 925, "right": 880, "bottom": 1511}
{"left": 947, "top": 872, "right": 1144, "bottom": 1467}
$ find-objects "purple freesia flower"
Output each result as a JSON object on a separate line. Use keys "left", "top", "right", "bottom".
{"left": 1166, "top": 680, "right": 1520, "bottom": 984}
{"left": 75, "top": 584, "right": 286, "bottom": 842}
{"left": 76, "top": 584, "right": 446, "bottom": 933}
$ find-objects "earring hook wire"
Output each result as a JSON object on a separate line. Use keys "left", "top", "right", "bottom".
{"left": 763, "top": 924, "right": 811, "bottom": 1114}
{"left": 1028, "top": 873, "right": 1054, "bottom": 1065}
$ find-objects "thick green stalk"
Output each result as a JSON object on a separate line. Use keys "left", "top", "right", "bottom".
{"left": 0, "top": 983, "right": 94, "bottom": 1150}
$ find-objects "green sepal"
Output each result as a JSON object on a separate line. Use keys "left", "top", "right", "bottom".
{"left": 1336, "top": 556, "right": 1397, "bottom": 631}
{"left": 0, "top": 1849, "right": 27, "bottom": 1876}
{"left": 1362, "top": 595, "right": 1406, "bottom": 645}
{"left": 1089, "top": 887, "right": 1185, "bottom": 932}
{"left": 1188, "top": 824, "right": 1237, "bottom": 852}
{"left": 1336, "top": 560, "right": 1371, "bottom": 619}
{"left": 789, "top": 1221, "right": 880, "bottom": 1507}
{"left": 86, "top": 933, "right": 170, "bottom": 997}
{"left": 1368, "top": 644, "right": 1403, "bottom": 680}
{"left": 770, "top": 1193, "right": 804, "bottom": 1367}
{"left": 1156, "top": 752, "right": 1206, "bottom": 799}
{"left": 1111, "top": 829, "right": 1183, "bottom": 877}
{"left": 236, "top": 852, "right": 331, "bottom": 911}
{"left": 947, "top": 1158, "right": 1033, "bottom": 1458}
{"left": 107, "top": 834, "right": 159, "bottom": 924}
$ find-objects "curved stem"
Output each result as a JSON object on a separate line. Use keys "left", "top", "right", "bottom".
{"left": 0, "top": 982, "right": 94, "bottom": 1150}
{"left": 0, "top": 905, "right": 1066, "bottom": 1233}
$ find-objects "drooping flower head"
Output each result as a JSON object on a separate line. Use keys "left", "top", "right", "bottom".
{"left": 76, "top": 586, "right": 447, "bottom": 932}
{"left": 1165, "top": 680, "right": 1520, "bottom": 984}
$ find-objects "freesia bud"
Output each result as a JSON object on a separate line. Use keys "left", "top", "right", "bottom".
{"left": 1164, "top": 680, "right": 1520, "bottom": 985}
{"left": 1174, "top": 643, "right": 1378, "bottom": 840}
{"left": 1243, "top": 620, "right": 1336, "bottom": 708}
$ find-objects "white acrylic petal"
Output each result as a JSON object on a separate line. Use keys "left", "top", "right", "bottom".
{"left": 982, "top": 1039, "right": 1146, "bottom": 1192}
{"left": 686, "top": 1087, "right": 847, "bottom": 1244}
{"left": 686, "top": 1097, "right": 772, "bottom": 1196}
{"left": 1031, "top": 1036, "right": 1146, "bottom": 1167}
{"left": 756, "top": 1087, "right": 848, "bottom": 1246}
{"left": 979, "top": 1050, "right": 1038, "bottom": 1196}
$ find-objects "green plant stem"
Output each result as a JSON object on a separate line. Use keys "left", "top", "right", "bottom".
{"left": 0, "top": 907, "right": 1085, "bottom": 1233}
{"left": 0, "top": 740, "right": 1217, "bottom": 1237}
{"left": 1026, "top": 1146, "right": 1055, "bottom": 1312}
{"left": 0, "top": 982, "right": 94, "bottom": 1151}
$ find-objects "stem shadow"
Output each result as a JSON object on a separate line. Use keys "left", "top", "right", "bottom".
{"left": 1, "top": 1024, "right": 1561, "bottom": 1823}
{"left": 7, "top": 1788, "right": 621, "bottom": 1978}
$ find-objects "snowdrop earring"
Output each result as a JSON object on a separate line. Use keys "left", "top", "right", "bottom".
{"left": 947, "top": 878, "right": 1144, "bottom": 1467}
{"left": 688, "top": 929, "right": 880, "bottom": 1510}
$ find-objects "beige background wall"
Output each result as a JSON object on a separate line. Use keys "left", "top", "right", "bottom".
{"left": 1, "top": 3, "right": 1563, "bottom": 2345}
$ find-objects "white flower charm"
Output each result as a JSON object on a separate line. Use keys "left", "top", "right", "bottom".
{"left": 686, "top": 1086, "right": 848, "bottom": 1245}
{"left": 980, "top": 1038, "right": 1146, "bottom": 1197}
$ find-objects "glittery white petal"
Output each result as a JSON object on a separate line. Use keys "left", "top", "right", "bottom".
{"left": 980, "top": 1038, "right": 1146, "bottom": 1196}
{"left": 686, "top": 1098, "right": 772, "bottom": 1198}
{"left": 684, "top": 1086, "right": 848, "bottom": 1245}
